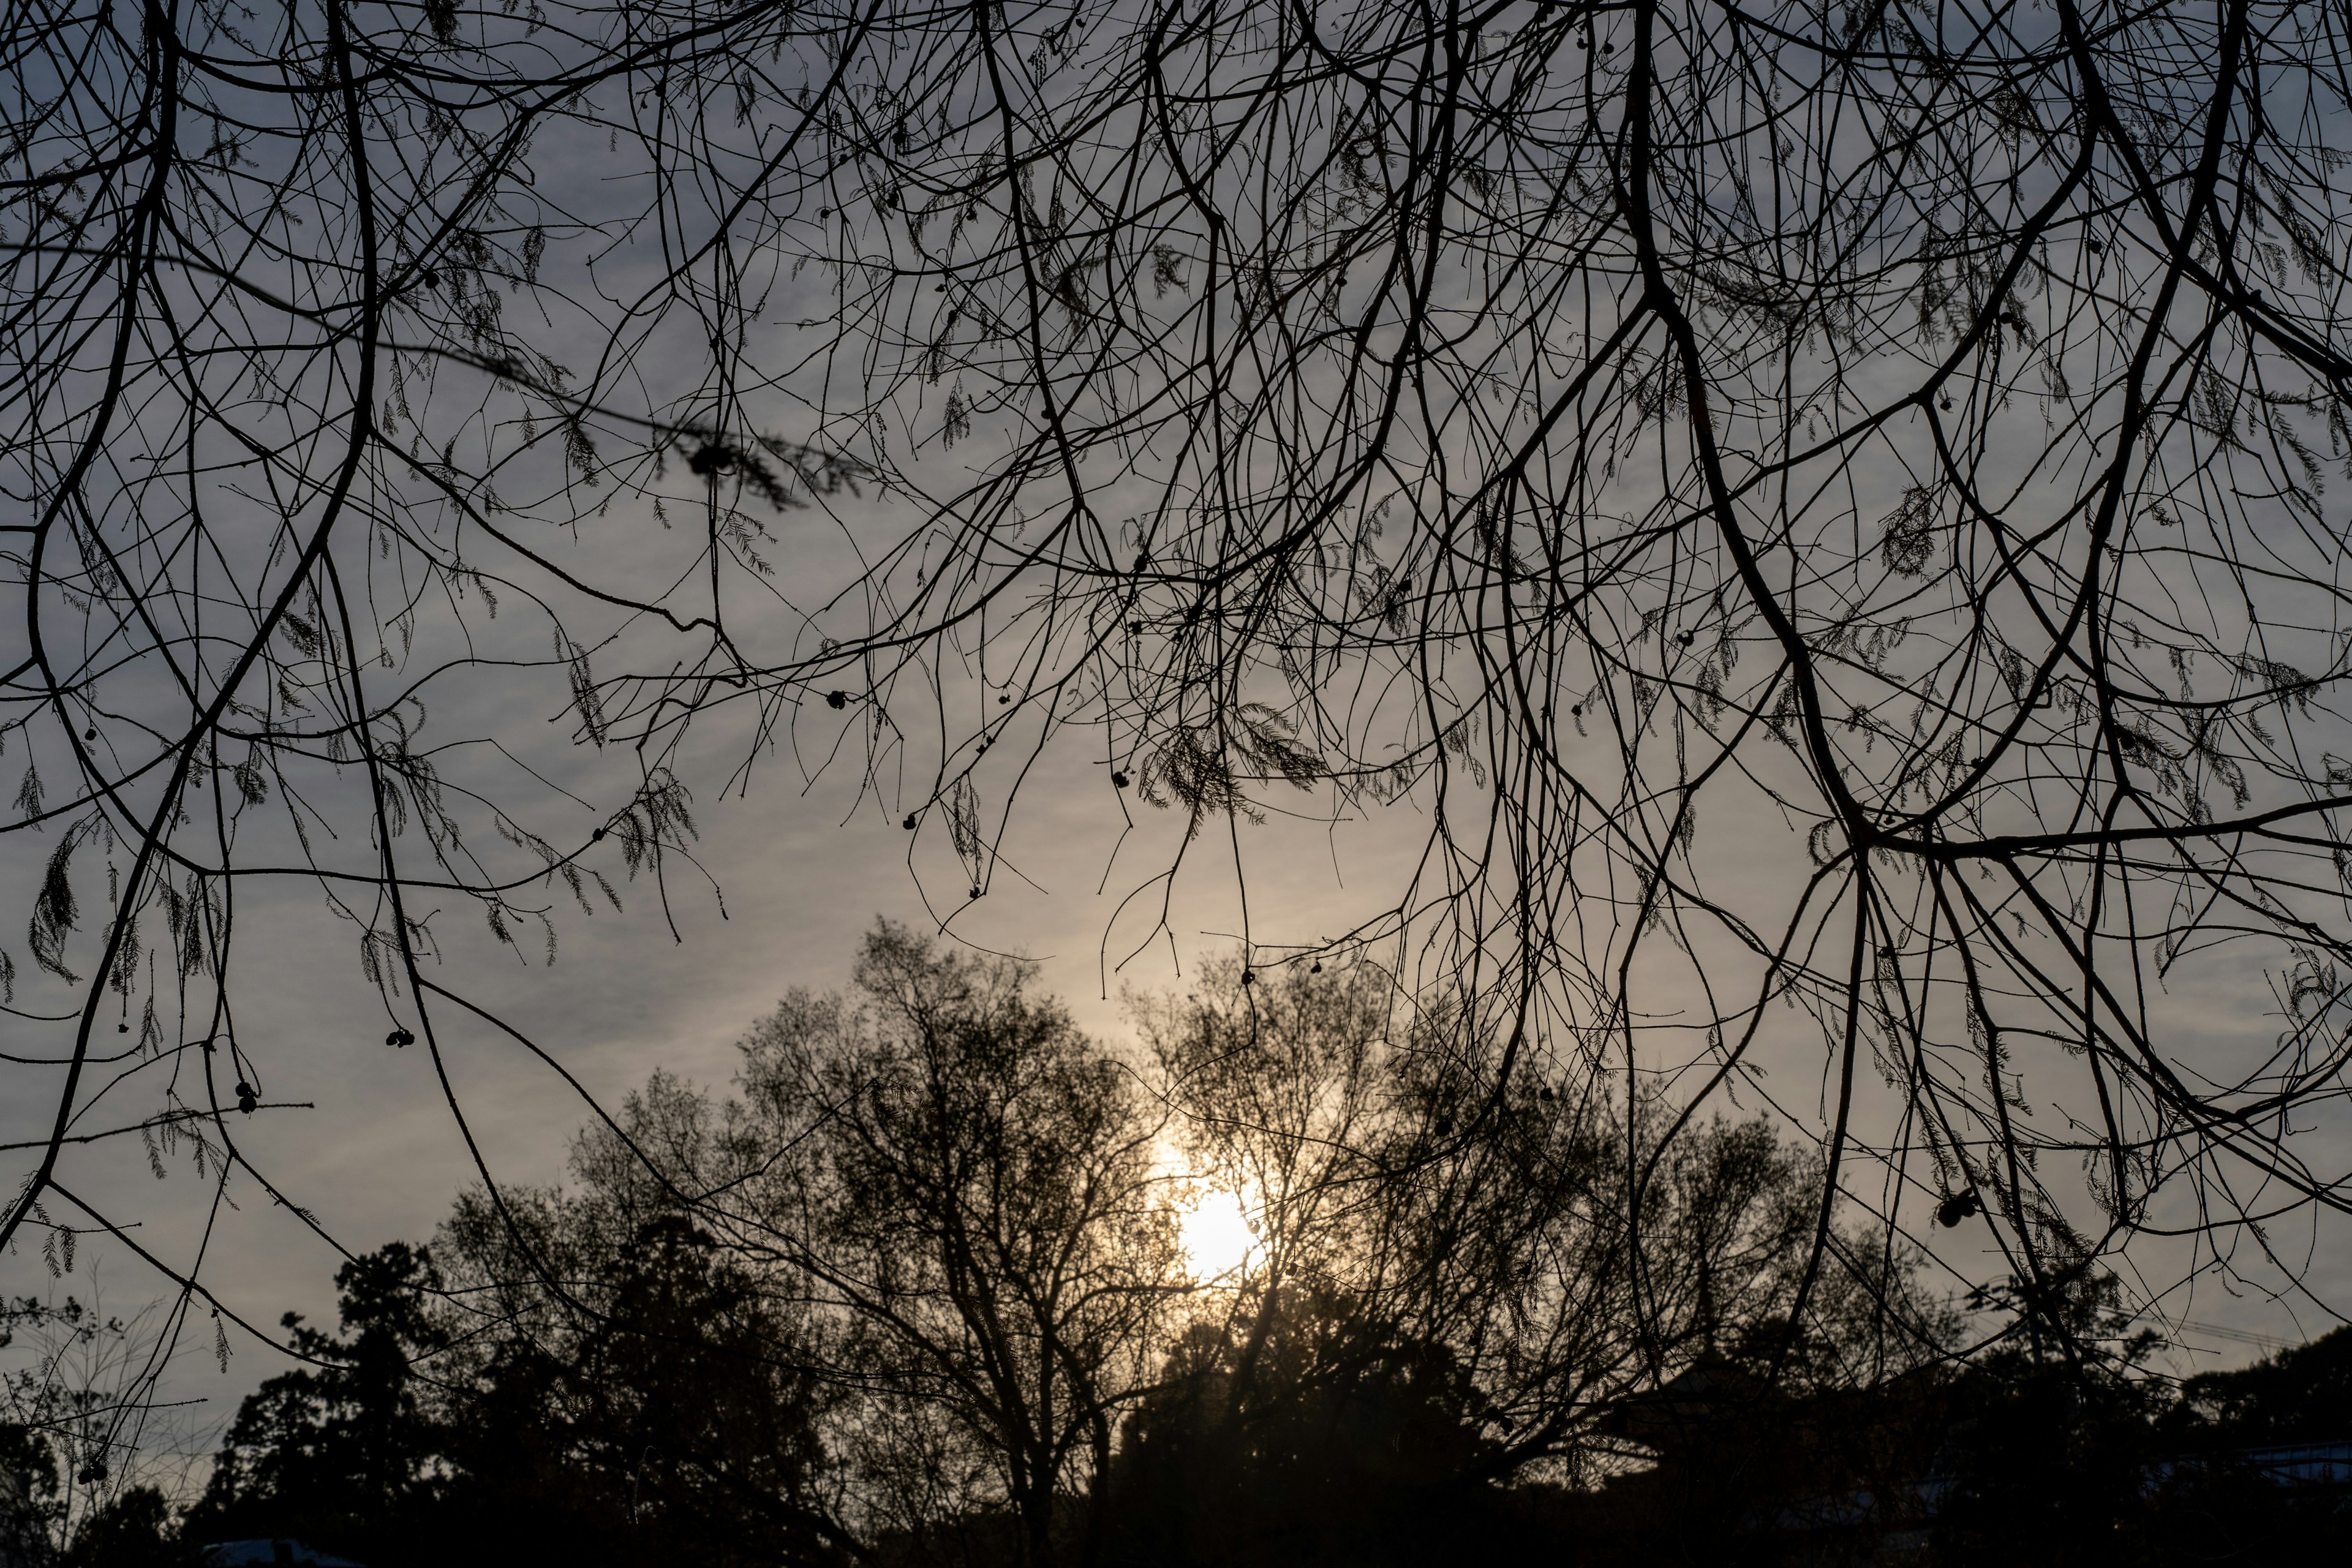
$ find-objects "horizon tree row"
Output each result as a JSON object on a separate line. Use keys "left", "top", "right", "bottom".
{"left": 26, "top": 926, "right": 2347, "bottom": 1568}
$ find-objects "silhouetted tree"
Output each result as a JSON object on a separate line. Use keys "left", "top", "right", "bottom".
{"left": 435, "top": 1213, "right": 846, "bottom": 1568}
{"left": 432, "top": 922, "right": 1178, "bottom": 1568}
{"left": 64, "top": 1487, "right": 175, "bottom": 1568}
{"left": 179, "top": 941, "right": 2350, "bottom": 1566}
{"left": 1142, "top": 957, "right": 1956, "bottom": 1485}
{"left": 728, "top": 924, "right": 1181, "bottom": 1568}
{"left": 0, "top": 1415, "right": 63, "bottom": 1568}
{"left": 2169, "top": 1321, "right": 2352, "bottom": 1449}
{"left": 1920, "top": 1258, "right": 2304, "bottom": 1568}
{"left": 182, "top": 1243, "right": 447, "bottom": 1560}
{"left": 1106, "top": 1287, "right": 1510, "bottom": 1568}
{"left": 2, "top": 1294, "right": 186, "bottom": 1567}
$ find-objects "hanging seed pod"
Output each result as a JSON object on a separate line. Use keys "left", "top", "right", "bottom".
{"left": 903, "top": 814, "right": 918, "bottom": 830}
{"left": 826, "top": 690, "right": 848, "bottom": 709}
{"left": 1112, "top": 771, "right": 1129, "bottom": 788}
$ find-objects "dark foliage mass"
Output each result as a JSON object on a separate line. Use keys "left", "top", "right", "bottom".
{"left": 15, "top": 928, "right": 2345, "bottom": 1567}
{"left": 184, "top": 1246, "right": 447, "bottom": 1553}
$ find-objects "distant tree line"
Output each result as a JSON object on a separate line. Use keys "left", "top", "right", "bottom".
{"left": 10, "top": 925, "right": 2345, "bottom": 1567}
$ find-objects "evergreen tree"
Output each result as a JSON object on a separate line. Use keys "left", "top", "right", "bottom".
{"left": 181, "top": 1244, "right": 446, "bottom": 1561}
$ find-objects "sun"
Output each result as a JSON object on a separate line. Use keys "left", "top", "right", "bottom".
{"left": 1178, "top": 1186, "right": 1257, "bottom": 1283}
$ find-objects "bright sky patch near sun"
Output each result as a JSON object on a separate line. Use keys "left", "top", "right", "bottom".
{"left": 1177, "top": 1186, "right": 1256, "bottom": 1284}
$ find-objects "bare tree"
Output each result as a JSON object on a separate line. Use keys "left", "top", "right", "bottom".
{"left": 434, "top": 925, "right": 1178, "bottom": 1568}
{"left": 0, "top": 1287, "right": 198, "bottom": 1561}
{"left": 8, "top": 0, "right": 2352, "bottom": 1419}
{"left": 1142, "top": 957, "right": 1954, "bottom": 1485}
{"left": 725, "top": 926, "right": 1177, "bottom": 1568}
